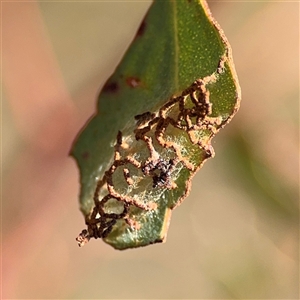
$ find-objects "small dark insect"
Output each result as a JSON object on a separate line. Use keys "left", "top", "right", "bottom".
{"left": 152, "top": 159, "right": 176, "bottom": 188}
{"left": 142, "top": 158, "right": 176, "bottom": 189}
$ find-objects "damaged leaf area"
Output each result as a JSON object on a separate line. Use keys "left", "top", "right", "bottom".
{"left": 71, "top": 0, "right": 241, "bottom": 250}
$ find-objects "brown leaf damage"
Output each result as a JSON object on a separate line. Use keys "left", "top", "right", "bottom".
{"left": 76, "top": 55, "right": 230, "bottom": 247}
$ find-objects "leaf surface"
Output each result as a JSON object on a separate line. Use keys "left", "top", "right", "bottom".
{"left": 71, "top": 0, "right": 241, "bottom": 249}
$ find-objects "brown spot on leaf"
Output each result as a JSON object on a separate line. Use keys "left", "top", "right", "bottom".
{"left": 82, "top": 151, "right": 89, "bottom": 159}
{"left": 136, "top": 19, "right": 146, "bottom": 37}
{"left": 103, "top": 81, "right": 119, "bottom": 93}
{"left": 126, "top": 77, "right": 140, "bottom": 88}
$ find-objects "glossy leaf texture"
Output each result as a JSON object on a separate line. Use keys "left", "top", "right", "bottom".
{"left": 71, "top": 0, "right": 241, "bottom": 250}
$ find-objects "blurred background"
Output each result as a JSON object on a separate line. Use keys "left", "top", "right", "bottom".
{"left": 2, "top": 0, "right": 299, "bottom": 299}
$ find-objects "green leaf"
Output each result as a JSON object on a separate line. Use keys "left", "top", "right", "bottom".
{"left": 71, "top": 0, "right": 241, "bottom": 250}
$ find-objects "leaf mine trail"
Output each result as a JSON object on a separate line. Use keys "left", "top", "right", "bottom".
{"left": 76, "top": 56, "right": 228, "bottom": 247}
